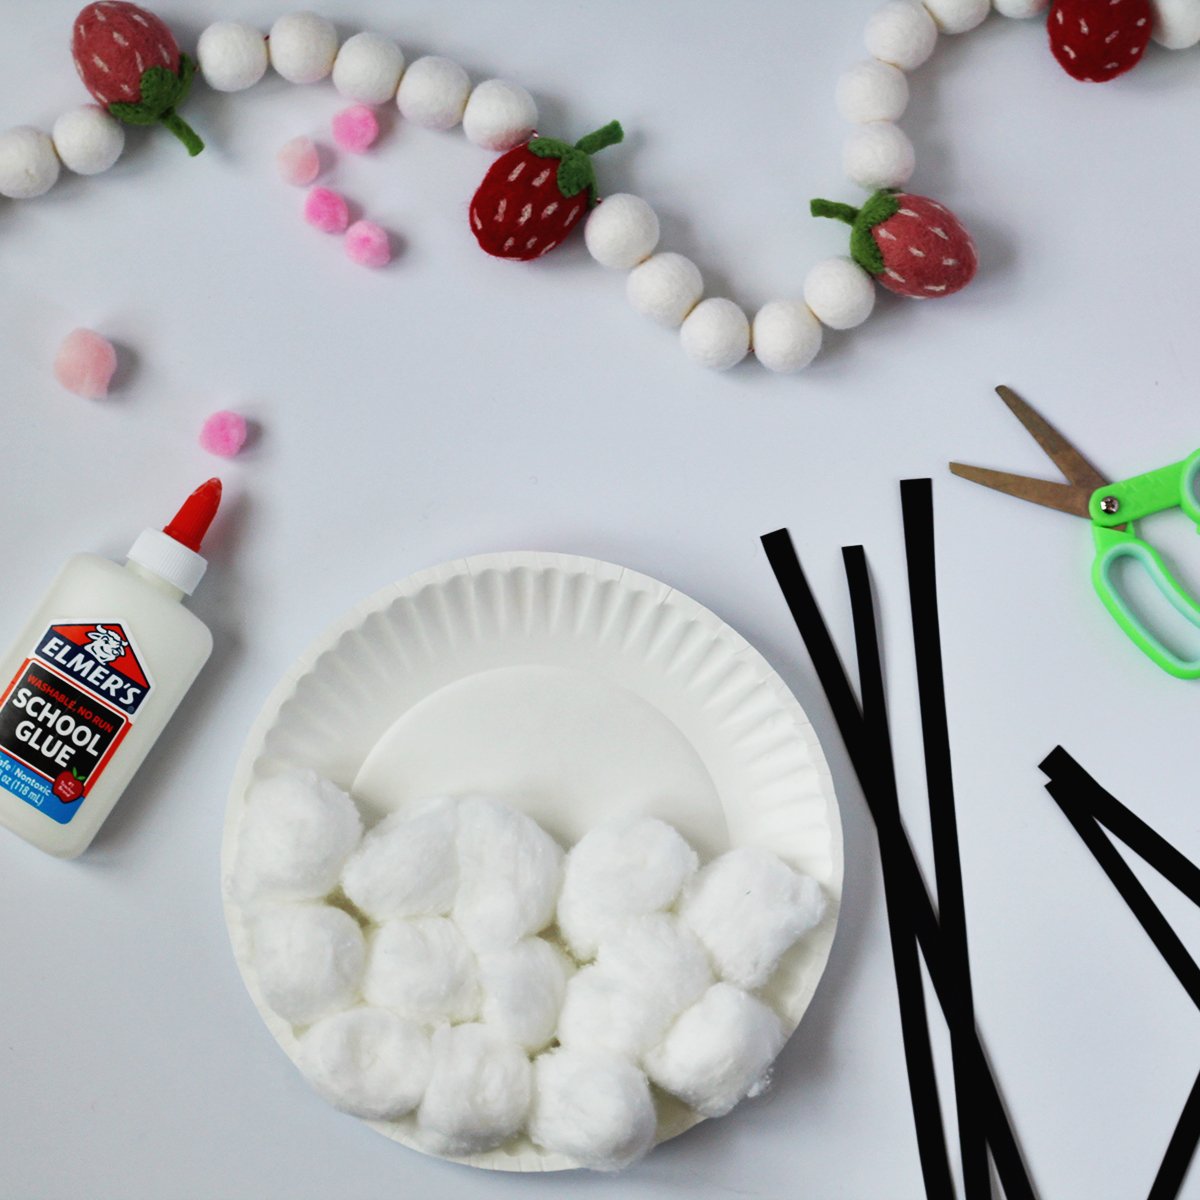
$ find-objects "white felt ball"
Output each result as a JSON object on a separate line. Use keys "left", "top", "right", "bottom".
{"left": 1151, "top": 0, "right": 1200, "bottom": 47}
{"left": 363, "top": 916, "right": 481, "bottom": 1024}
{"left": 0, "top": 127, "right": 60, "bottom": 199}
{"left": 864, "top": 0, "right": 939, "bottom": 69}
{"left": 597, "top": 914, "right": 713, "bottom": 1020}
{"left": 557, "top": 816, "right": 699, "bottom": 961}
{"left": 991, "top": 0, "right": 1049, "bottom": 16}
{"left": 232, "top": 769, "right": 363, "bottom": 905}
{"left": 843, "top": 121, "right": 915, "bottom": 190}
{"left": 197, "top": 21, "right": 268, "bottom": 92}
{"left": 751, "top": 301, "right": 823, "bottom": 374}
{"left": 836, "top": 60, "right": 909, "bottom": 123}
{"left": 340, "top": 797, "right": 458, "bottom": 922}
{"left": 268, "top": 12, "right": 338, "bottom": 84}
{"left": 922, "top": 0, "right": 990, "bottom": 33}
{"left": 299, "top": 1006, "right": 431, "bottom": 1120}
{"left": 584, "top": 194, "right": 660, "bottom": 268}
{"left": 462, "top": 79, "right": 538, "bottom": 152}
{"left": 479, "top": 937, "right": 572, "bottom": 1053}
{"left": 680, "top": 847, "right": 826, "bottom": 990}
{"left": 557, "top": 964, "right": 678, "bottom": 1061}
{"left": 396, "top": 56, "right": 471, "bottom": 129}
{"left": 332, "top": 31, "right": 406, "bottom": 104}
{"left": 453, "top": 796, "right": 564, "bottom": 950}
{"left": 529, "top": 1049, "right": 657, "bottom": 1171}
{"left": 251, "top": 904, "right": 366, "bottom": 1026}
{"left": 627, "top": 252, "right": 704, "bottom": 329}
{"left": 645, "top": 983, "right": 785, "bottom": 1118}
{"left": 51, "top": 107, "right": 123, "bottom": 176}
{"left": 418, "top": 1024, "right": 532, "bottom": 1156}
{"left": 804, "top": 257, "right": 877, "bottom": 331}
{"left": 680, "top": 298, "right": 751, "bottom": 371}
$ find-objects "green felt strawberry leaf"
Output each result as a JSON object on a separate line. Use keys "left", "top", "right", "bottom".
{"left": 137, "top": 65, "right": 185, "bottom": 114}
{"left": 850, "top": 190, "right": 902, "bottom": 275}
{"left": 108, "top": 100, "right": 161, "bottom": 126}
{"left": 528, "top": 137, "right": 573, "bottom": 161}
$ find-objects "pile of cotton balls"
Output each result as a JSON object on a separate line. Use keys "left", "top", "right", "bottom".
{"left": 228, "top": 769, "right": 827, "bottom": 1171}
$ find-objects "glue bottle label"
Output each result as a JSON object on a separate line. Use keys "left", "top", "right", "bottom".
{"left": 0, "top": 622, "right": 154, "bottom": 824}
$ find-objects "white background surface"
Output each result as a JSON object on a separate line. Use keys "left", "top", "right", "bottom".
{"left": 1, "top": 2, "right": 1199, "bottom": 1197}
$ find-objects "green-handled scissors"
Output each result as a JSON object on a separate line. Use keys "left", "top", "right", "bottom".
{"left": 950, "top": 386, "right": 1200, "bottom": 680}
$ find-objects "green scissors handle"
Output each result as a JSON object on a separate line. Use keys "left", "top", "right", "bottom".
{"left": 1089, "top": 449, "right": 1200, "bottom": 680}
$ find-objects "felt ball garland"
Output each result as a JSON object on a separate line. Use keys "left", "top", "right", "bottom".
{"left": 2, "top": 2, "right": 1196, "bottom": 372}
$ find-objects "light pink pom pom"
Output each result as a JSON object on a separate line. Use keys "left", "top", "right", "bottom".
{"left": 54, "top": 328, "right": 117, "bottom": 399}
{"left": 199, "top": 410, "right": 248, "bottom": 457}
{"left": 345, "top": 220, "right": 391, "bottom": 268}
{"left": 305, "top": 187, "right": 350, "bottom": 234}
{"left": 277, "top": 135, "right": 321, "bottom": 186}
{"left": 331, "top": 104, "right": 380, "bottom": 154}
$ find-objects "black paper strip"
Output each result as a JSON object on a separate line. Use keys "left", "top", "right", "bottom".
{"left": 1151, "top": 1067, "right": 1200, "bottom": 1200}
{"left": 901, "top": 479, "right": 991, "bottom": 1200}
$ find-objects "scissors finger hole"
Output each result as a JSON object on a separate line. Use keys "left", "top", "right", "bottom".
{"left": 1105, "top": 549, "right": 1200, "bottom": 671}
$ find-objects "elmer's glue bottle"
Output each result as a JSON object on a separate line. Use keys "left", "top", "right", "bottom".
{"left": 0, "top": 480, "right": 221, "bottom": 858}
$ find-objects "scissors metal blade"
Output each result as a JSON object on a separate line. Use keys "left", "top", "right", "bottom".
{"left": 947, "top": 462, "right": 1095, "bottom": 518}
{"left": 993, "top": 385, "right": 1109, "bottom": 494}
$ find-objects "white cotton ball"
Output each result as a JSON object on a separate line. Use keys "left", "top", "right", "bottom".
{"left": 396, "top": 55, "right": 471, "bottom": 129}
{"left": 453, "top": 797, "right": 564, "bottom": 950}
{"left": 804, "top": 257, "right": 877, "bottom": 331}
{"left": 597, "top": 914, "right": 713, "bottom": 1019}
{"left": 332, "top": 31, "right": 406, "bottom": 104}
{"left": 627, "top": 253, "right": 704, "bottom": 328}
{"left": 1151, "top": 0, "right": 1200, "bottom": 47}
{"left": 299, "top": 1006, "right": 431, "bottom": 1119}
{"left": 529, "top": 1049, "right": 656, "bottom": 1170}
{"left": 864, "top": 0, "right": 939, "bottom": 69}
{"left": 680, "top": 847, "right": 826, "bottom": 990}
{"left": 197, "top": 21, "right": 268, "bottom": 92}
{"left": 269, "top": 12, "right": 338, "bottom": 84}
{"left": 922, "top": 0, "right": 990, "bottom": 33}
{"left": 479, "top": 937, "right": 572, "bottom": 1052}
{"left": 584, "top": 193, "right": 660, "bottom": 268}
{"left": 557, "top": 816, "right": 699, "bottom": 961}
{"left": 680, "top": 298, "right": 751, "bottom": 371}
{"left": 557, "top": 964, "right": 678, "bottom": 1061}
{"left": 0, "top": 127, "right": 60, "bottom": 199}
{"left": 51, "top": 106, "right": 123, "bottom": 176}
{"left": 645, "top": 983, "right": 785, "bottom": 1118}
{"left": 417, "top": 1024, "right": 532, "bottom": 1155}
{"left": 363, "top": 916, "right": 480, "bottom": 1024}
{"left": 462, "top": 79, "right": 538, "bottom": 152}
{"left": 843, "top": 121, "right": 915, "bottom": 190}
{"left": 836, "top": 60, "right": 909, "bottom": 123}
{"left": 232, "top": 769, "right": 363, "bottom": 905}
{"left": 341, "top": 798, "right": 458, "bottom": 921}
{"left": 991, "top": 0, "right": 1049, "bottom": 16}
{"left": 251, "top": 904, "right": 365, "bottom": 1026}
{"left": 751, "top": 301, "right": 823, "bottom": 373}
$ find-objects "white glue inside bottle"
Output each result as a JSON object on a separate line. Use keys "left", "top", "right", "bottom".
{"left": 0, "top": 479, "right": 221, "bottom": 858}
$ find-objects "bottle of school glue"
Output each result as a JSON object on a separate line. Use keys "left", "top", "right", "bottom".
{"left": 0, "top": 479, "right": 221, "bottom": 858}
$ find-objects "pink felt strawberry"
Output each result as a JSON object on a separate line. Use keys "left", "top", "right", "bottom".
{"left": 72, "top": 1, "right": 204, "bottom": 155}
{"left": 470, "top": 121, "right": 624, "bottom": 261}
{"left": 1047, "top": 0, "right": 1152, "bottom": 82}
{"left": 810, "top": 189, "right": 977, "bottom": 300}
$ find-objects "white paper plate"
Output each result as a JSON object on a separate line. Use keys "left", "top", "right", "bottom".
{"left": 222, "top": 551, "right": 842, "bottom": 1171}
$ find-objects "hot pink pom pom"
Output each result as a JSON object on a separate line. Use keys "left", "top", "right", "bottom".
{"left": 199, "top": 410, "right": 248, "bottom": 457}
{"left": 345, "top": 220, "right": 391, "bottom": 268}
{"left": 331, "top": 104, "right": 380, "bottom": 154}
{"left": 277, "top": 135, "right": 320, "bottom": 186}
{"left": 54, "top": 328, "right": 117, "bottom": 399}
{"left": 304, "top": 187, "right": 350, "bottom": 233}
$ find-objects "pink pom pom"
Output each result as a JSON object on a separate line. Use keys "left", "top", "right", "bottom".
{"left": 277, "top": 135, "right": 320, "bottom": 186}
{"left": 54, "top": 328, "right": 117, "bottom": 399}
{"left": 345, "top": 220, "right": 391, "bottom": 268}
{"left": 304, "top": 187, "right": 350, "bottom": 234}
{"left": 199, "top": 410, "right": 248, "bottom": 458}
{"left": 331, "top": 104, "right": 380, "bottom": 154}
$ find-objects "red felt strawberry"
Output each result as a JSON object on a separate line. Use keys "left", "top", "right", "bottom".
{"left": 72, "top": 1, "right": 204, "bottom": 155}
{"left": 810, "top": 189, "right": 977, "bottom": 300}
{"left": 1047, "top": 0, "right": 1152, "bottom": 82}
{"left": 470, "top": 121, "right": 624, "bottom": 261}
{"left": 53, "top": 769, "right": 86, "bottom": 804}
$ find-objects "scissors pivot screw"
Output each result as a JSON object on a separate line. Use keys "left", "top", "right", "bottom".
{"left": 1099, "top": 496, "right": 1120, "bottom": 515}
